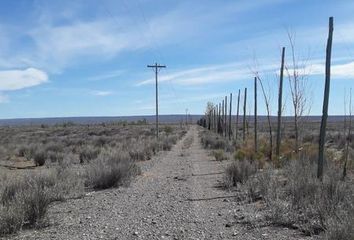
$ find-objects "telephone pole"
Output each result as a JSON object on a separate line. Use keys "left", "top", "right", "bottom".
{"left": 147, "top": 63, "right": 166, "bottom": 139}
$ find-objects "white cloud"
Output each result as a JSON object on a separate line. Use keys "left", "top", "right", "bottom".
{"left": 0, "top": 93, "right": 8, "bottom": 103}
{"left": 87, "top": 70, "right": 125, "bottom": 81}
{"left": 27, "top": 14, "right": 183, "bottom": 72}
{"left": 289, "top": 61, "right": 354, "bottom": 78}
{"left": 137, "top": 62, "right": 278, "bottom": 86}
{"left": 29, "top": 20, "right": 138, "bottom": 71}
{"left": 332, "top": 62, "right": 354, "bottom": 78}
{"left": 0, "top": 0, "right": 296, "bottom": 73}
{"left": 0, "top": 68, "right": 48, "bottom": 91}
{"left": 90, "top": 90, "right": 113, "bottom": 96}
{"left": 138, "top": 59, "right": 354, "bottom": 88}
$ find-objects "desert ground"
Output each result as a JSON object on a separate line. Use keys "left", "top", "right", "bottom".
{"left": 0, "top": 121, "right": 352, "bottom": 240}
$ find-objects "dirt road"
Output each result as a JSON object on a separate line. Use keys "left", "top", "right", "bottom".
{"left": 10, "top": 126, "right": 312, "bottom": 240}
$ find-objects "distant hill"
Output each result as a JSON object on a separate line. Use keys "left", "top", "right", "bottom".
{"left": 0, "top": 115, "right": 349, "bottom": 127}
{"left": 0, "top": 115, "right": 202, "bottom": 126}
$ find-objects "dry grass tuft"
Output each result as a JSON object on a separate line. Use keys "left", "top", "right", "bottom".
{"left": 85, "top": 149, "right": 141, "bottom": 190}
{"left": 224, "top": 159, "right": 257, "bottom": 188}
{"left": 212, "top": 149, "right": 227, "bottom": 161}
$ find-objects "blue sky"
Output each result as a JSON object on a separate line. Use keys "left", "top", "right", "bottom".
{"left": 0, "top": 0, "right": 353, "bottom": 118}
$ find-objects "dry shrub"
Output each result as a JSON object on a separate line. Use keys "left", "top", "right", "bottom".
{"left": 0, "top": 173, "right": 54, "bottom": 235}
{"left": 17, "top": 143, "right": 39, "bottom": 161}
{"left": 79, "top": 145, "right": 100, "bottom": 163}
{"left": 148, "top": 138, "right": 159, "bottom": 155}
{"left": 93, "top": 136, "right": 109, "bottom": 147}
{"left": 160, "top": 134, "right": 178, "bottom": 151}
{"left": 0, "top": 166, "right": 83, "bottom": 236}
{"left": 233, "top": 138, "right": 267, "bottom": 167}
{"left": 33, "top": 149, "right": 47, "bottom": 166}
{"left": 224, "top": 160, "right": 257, "bottom": 188}
{"left": 325, "top": 214, "right": 354, "bottom": 240}
{"left": 0, "top": 203, "right": 24, "bottom": 235}
{"left": 51, "top": 164, "right": 84, "bottom": 200}
{"left": 178, "top": 129, "right": 188, "bottom": 139}
{"left": 85, "top": 149, "right": 140, "bottom": 190}
{"left": 44, "top": 142, "right": 64, "bottom": 153}
{"left": 298, "top": 143, "right": 318, "bottom": 163}
{"left": 200, "top": 131, "right": 227, "bottom": 150}
{"left": 279, "top": 139, "right": 296, "bottom": 160}
{"left": 163, "top": 125, "right": 173, "bottom": 135}
{"left": 47, "top": 151, "right": 64, "bottom": 163}
{"left": 128, "top": 138, "right": 152, "bottom": 161}
{"left": 256, "top": 159, "right": 354, "bottom": 238}
{"left": 212, "top": 149, "right": 227, "bottom": 161}
{"left": 16, "top": 145, "right": 28, "bottom": 157}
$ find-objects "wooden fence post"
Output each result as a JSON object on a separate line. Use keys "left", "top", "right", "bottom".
{"left": 225, "top": 96, "right": 228, "bottom": 138}
{"left": 235, "top": 89, "right": 241, "bottom": 144}
{"left": 229, "top": 93, "right": 232, "bottom": 140}
{"left": 254, "top": 77, "right": 258, "bottom": 153}
{"left": 222, "top": 100, "right": 224, "bottom": 135}
{"left": 243, "top": 88, "right": 247, "bottom": 143}
{"left": 276, "top": 47, "right": 286, "bottom": 165}
{"left": 318, "top": 17, "right": 334, "bottom": 179}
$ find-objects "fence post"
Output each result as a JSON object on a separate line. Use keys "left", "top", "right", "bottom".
{"left": 276, "top": 47, "right": 286, "bottom": 165}
{"left": 229, "top": 93, "right": 232, "bottom": 140}
{"left": 254, "top": 77, "right": 258, "bottom": 153}
{"left": 243, "top": 88, "right": 247, "bottom": 143}
{"left": 318, "top": 17, "right": 334, "bottom": 179}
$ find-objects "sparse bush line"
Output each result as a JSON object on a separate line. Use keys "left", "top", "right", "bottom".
{"left": 199, "top": 122, "right": 354, "bottom": 239}
{"left": 238, "top": 160, "right": 354, "bottom": 239}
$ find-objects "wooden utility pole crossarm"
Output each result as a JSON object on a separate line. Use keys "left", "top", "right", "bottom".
{"left": 147, "top": 63, "right": 166, "bottom": 139}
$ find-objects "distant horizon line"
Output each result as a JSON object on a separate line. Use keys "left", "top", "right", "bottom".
{"left": 0, "top": 114, "right": 351, "bottom": 121}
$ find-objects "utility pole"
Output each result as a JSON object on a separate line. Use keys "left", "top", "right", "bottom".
{"left": 147, "top": 63, "right": 166, "bottom": 139}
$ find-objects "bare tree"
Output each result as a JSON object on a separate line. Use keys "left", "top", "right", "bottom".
{"left": 255, "top": 74, "right": 273, "bottom": 160}
{"left": 285, "top": 32, "right": 310, "bottom": 154}
{"left": 343, "top": 88, "right": 351, "bottom": 180}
